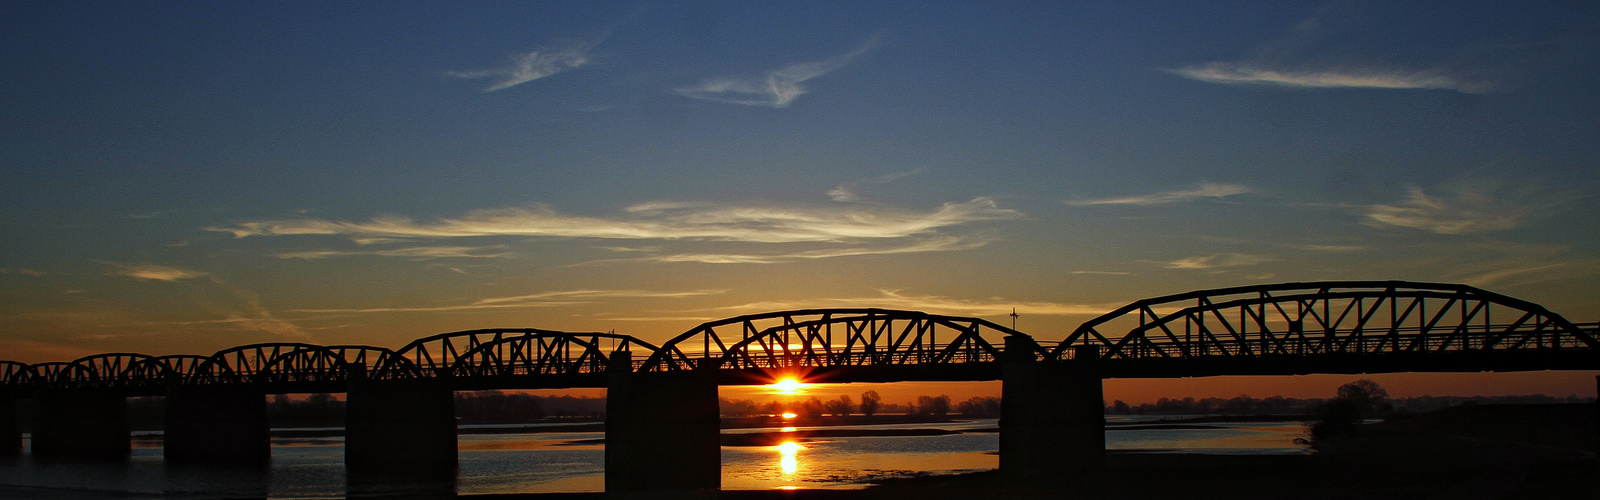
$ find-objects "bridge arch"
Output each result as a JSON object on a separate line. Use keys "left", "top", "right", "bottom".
{"left": 133, "top": 355, "right": 211, "bottom": 383}
{"left": 192, "top": 343, "right": 349, "bottom": 385}
{"left": 379, "top": 328, "right": 592, "bottom": 379}
{"left": 450, "top": 332, "right": 657, "bottom": 378}
{"left": 63, "top": 353, "right": 159, "bottom": 389}
{"left": 325, "top": 345, "right": 411, "bottom": 380}
{"left": 25, "top": 362, "right": 92, "bottom": 388}
{"left": 1, "top": 361, "right": 32, "bottom": 386}
{"left": 641, "top": 309, "right": 1019, "bottom": 372}
{"left": 1052, "top": 280, "right": 1596, "bottom": 361}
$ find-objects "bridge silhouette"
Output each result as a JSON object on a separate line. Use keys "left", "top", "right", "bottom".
{"left": 1, "top": 281, "right": 1596, "bottom": 491}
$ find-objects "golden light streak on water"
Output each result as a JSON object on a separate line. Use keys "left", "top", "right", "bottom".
{"left": 777, "top": 441, "right": 802, "bottom": 475}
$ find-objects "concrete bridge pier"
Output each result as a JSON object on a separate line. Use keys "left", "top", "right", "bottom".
{"left": 164, "top": 385, "right": 270, "bottom": 466}
{"left": 30, "top": 388, "right": 129, "bottom": 460}
{"left": 0, "top": 394, "right": 19, "bottom": 454}
{"left": 605, "top": 351, "right": 721, "bottom": 494}
{"left": 1001, "top": 335, "right": 1105, "bottom": 486}
{"left": 345, "top": 372, "right": 458, "bottom": 490}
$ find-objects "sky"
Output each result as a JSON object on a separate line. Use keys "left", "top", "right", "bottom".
{"left": 2, "top": 1, "right": 1597, "bottom": 403}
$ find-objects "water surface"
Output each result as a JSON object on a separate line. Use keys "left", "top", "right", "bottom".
{"left": 0, "top": 417, "right": 1308, "bottom": 497}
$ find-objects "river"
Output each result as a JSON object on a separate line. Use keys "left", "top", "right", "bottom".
{"left": 0, "top": 416, "right": 1308, "bottom": 498}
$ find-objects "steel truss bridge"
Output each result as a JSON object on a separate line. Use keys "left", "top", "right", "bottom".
{"left": 3, "top": 281, "right": 1597, "bottom": 394}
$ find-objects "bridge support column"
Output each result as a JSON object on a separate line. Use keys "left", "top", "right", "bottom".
{"left": 30, "top": 388, "right": 129, "bottom": 460}
{"left": 0, "top": 394, "right": 19, "bottom": 454}
{"left": 164, "top": 386, "right": 269, "bottom": 466}
{"left": 1001, "top": 336, "right": 1104, "bottom": 486}
{"left": 605, "top": 351, "right": 721, "bottom": 493}
{"left": 345, "top": 375, "right": 457, "bottom": 490}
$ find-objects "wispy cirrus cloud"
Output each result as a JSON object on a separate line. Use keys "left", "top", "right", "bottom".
{"left": 447, "top": 32, "right": 608, "bottom": 92}
{"left": 1164, "top": 253, "right": 1274, "bottom": 270}
{"left": 1170, "top": 62, "right": 1492, "bottom": 93}
{"left": 675, "top": 33, "right": 880, "bottom": 107}
{"left": 700, "top": 289, "right": 1119, "bottom": 318}
{"left": 98, "top": 262, "right": 208, "bottom": 281}
{"left": 208, "top": 286, "right": 313, "bottom": 341}
{"left": 292, "top": 289, "right": 724, "bottom": 314}
{"left": 1459, "top": 263, "right": 1570, "bottom": 287}
{"left": 210, "top": 197, "right": 1019, "bottom": 244}
{"left": 587, "top": 233, "right": 995, "bottom": 265}
{"left": 828, "top": 168, "right": 925, "bottom": 203}
{"left": 1064, "top": 182, "right": 1252, "bottom": 206}
{"left": 1169, "top": 8, "right": 1494, "bottom": 94}
{"left": 1359, "top": 182, "right": 1555, "bottom": 235}
{"left": 1285, "top": 244, "right": 1365, "bottom": 252}
{"left": 275, "top": 245, "right": 511, "bottom": 261}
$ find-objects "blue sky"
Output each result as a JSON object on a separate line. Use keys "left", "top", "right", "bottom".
{"left": 2, "top": 1, "right": 1597, "bottom": 397}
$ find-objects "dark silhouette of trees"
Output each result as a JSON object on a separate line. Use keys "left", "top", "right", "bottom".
{"left": 912, "top": 395, "right": 951, "bottom": 416}
{"left": 1105, "top": 394, "right": 1322, "bottom": 415}
{"left": 797, "top": 396, "right": 826, "bottom": 418}
{"left": 1309, "top": 379, "right": 1390, "bottom": 441}
{"left": 823, "top": 395, "right": 854, "bottom": 416}
{"left": 269, "top": 393, "right": 345, "bottom": 427}
{"left": 453, "top": 390, "right": 546, "bottom": 423}
{"left": 1336, "top": 379, "right": 1391, "bottom": 414}
{"left": 956, "top": 396, "right": 1002, "bottom": 417}
{"left": 859, "top": 390, "right": 882, "bottom": 416}
{"left": 719, "top": 397, "right": 760, "bottom": 416}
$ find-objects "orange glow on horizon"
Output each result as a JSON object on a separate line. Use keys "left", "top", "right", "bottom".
{"left": 781, "top": 412, "right": 797, "bottom": 419}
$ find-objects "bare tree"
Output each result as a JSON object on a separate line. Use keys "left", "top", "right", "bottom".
{"left": 859, "top": 390, "right": 882, "bottom": 416}
{"left": 1336, "top": 379, "right": 1390, "bottom": 414}
{"left": 823, "top": 395, "right": 854, "bottom": 416}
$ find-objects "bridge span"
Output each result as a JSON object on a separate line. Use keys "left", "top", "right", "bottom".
{"left": 1, "top": 281, "right": 1596, "bottom": 491}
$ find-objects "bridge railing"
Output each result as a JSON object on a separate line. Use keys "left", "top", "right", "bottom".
{"left": 452, "top": 357, "right": 612, "bottom": 377}
{"left": 718, "top": 343, "right": 1000, "bottom": 369}
{"left": 1058, "top": 322, "right": 1600, "bottom": 360}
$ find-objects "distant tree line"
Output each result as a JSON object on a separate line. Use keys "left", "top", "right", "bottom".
{"left": 1106, "top": 395, "right": 1316, "bottom": 415}
{"left": 718, "top": 391, "right": 1003, "bottom": 418}
{"left": 270, "top": 393, "right": 345, "bottom": 427}
{"left": 116, "top": 391, "right": 606, "bottom": 430}
{"left": 1106, "top": 392, "right": 1595, "bottom": 417}
{"left": 452, "top": 390, "right": 605, "bottom": 423}
{"left": 266, "top": 391, "right": 610, "bottom": 427}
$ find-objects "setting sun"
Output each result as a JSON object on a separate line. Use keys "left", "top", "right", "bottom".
{"left": 771, "top": 378, "right": 806, "bottom": 394}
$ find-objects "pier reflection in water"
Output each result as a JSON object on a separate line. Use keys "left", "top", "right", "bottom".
{"left": 0, "top": 417, "right": 1306, "bottom": 497}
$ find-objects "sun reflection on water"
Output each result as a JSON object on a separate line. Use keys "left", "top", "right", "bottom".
{"left": 777, "top": 441, "right": 802, "bottom": 476}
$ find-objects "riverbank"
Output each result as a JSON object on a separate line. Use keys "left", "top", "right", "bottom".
{"left": 9, "top": 405, "right": 1590, "bottom": 498}
{"left": 460, "top": 403, "right": 1596, "bottom": 499}
{"left": 861, "top": 403, "right": 1598, "bottom": 499}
